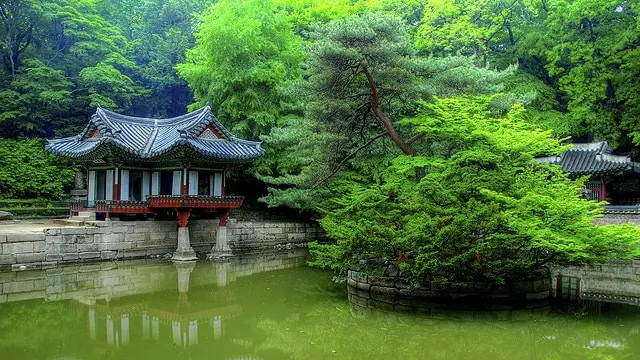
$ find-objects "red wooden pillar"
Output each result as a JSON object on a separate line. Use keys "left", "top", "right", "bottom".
{"left": 86, "top": 169, "right": 91, "bottom": 205}
{"left": 222, "top": 170, "right": 226, "bottom": 197}
{"left": 599, "top": 182, "right": 606, "bottom": 203}
{"left": 177, "top": 208, "right": 192, "bottom": 228}
{"left": 182, "top": 168, "right": 188, "bottom": 196}
{"left": 219, "top": 209, "right": 231, "bottom": 226}
{"left": 114, "top": 167, "right": 121, "bottom": 201}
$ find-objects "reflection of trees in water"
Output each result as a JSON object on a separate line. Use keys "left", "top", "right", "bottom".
{"left": 254, "top": 300, "right": 640, "bottom": 360}
{"left": 0, "top": 301, "right": 82, "bottom": 350}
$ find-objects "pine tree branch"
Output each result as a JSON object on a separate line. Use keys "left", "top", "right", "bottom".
{"left": 311, "top": 131, "right": 388, "bottom": 190}
{"left": 360, "top": 63, "right": 414, "bottom": 155}
{"left": 407, "top": 132, "right": 426, "bottom": 145}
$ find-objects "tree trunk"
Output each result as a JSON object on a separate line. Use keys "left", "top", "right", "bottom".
{"left": 361, "top": 63, "right": 414, "bottom": 155}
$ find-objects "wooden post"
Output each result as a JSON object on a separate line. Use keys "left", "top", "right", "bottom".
{"left": 86, "top": 169, "right": 91, "bottom": 206}
{"left": 600, "top": 182, "right": 606, "bottom": 203}
{"left": 219, "top": 209, "right": 230, "bottom": 226}
{"left": 182, "top": 168, "right": 188, "bottom": 196}
{"left": 556, "top": 274, "right": 563, "bottom": 300}
{"left": 114, "top": 167, "right": 120, "bottom": 201}
{"left": 177, "top": 208, "right": 192, "bottom": 228}
{"left": 222, "top": 170, "right": 226, "bottom": 197}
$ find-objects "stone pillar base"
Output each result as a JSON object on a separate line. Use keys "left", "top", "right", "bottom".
{"left": 208, "top": 226, "right": 233, "bottom": 260}
{"left": 172, "top": 227, "right": 198, "bottom": 262}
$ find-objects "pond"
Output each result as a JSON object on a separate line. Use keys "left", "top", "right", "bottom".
{"left": 0, "top": 250, "right": 639, "bottom": 360}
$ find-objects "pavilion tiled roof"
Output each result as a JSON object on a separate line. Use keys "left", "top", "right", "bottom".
{"left": 535, "top": 141, "right": 633, "bottom": 176}
{"left": 45, "top": 105, "right": 264, "bottom": 162}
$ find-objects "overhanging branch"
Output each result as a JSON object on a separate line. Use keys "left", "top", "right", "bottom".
{"left": 311, "top": 131, "right": 388, "bottom": 190}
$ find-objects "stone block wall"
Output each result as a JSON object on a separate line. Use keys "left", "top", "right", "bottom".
{"left": 554, "top": 260, "right": 640, "bottom": 304}
{"left": 347, "top": 270, "right": 551, "bottom": 316}
{"left": 0, "top": 218, "right": 323, "bottom": 269}
{"left": 594, "top": 214, "right": 640, "bottom": 226}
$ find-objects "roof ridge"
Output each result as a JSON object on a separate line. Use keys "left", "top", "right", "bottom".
{"left": 141, "top": 127, "right": 160, "bottom": 157}
{"left": 98, "top": 106, "right": 209, "bottom": 127}
{"left": 178, "top": 105, "right": 212, "bottom": 136}
{"left": 600, "top": 153, "right": 630, "bottom": 163}
{"left": 204, "top": 107, "right": 234, "bottom": 139}
{"left": 570, "top": 141, "right": 608, "bottom": 152}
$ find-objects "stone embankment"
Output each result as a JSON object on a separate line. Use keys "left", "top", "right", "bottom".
{"left": 0, "top": 218, "right": 323, "bottom": 269}
{"left": 553, "top": 259, "right": 640, "bottom": 305}
{"left": 347, "top": 270, "right": 551, "bottom": 316}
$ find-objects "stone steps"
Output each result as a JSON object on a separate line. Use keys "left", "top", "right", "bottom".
{"left": 53, "top": 218, "right": 94, "bottom": 227}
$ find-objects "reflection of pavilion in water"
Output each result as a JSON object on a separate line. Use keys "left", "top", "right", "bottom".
{"left": 72, "top": 251, "right": 306, "bottom": 351}
{"left": 83, "top": 262, "right": 241, "bottom": 349}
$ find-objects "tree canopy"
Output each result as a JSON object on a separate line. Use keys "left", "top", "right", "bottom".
{"left": 0, "top": 0, "right": 638, "bottom": 283}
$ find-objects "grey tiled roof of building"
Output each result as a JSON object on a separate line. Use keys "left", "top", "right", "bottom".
{"left": 45, "top": 105, "right": 264, "bottom": 162}
{"left": 536, "top": 141, "right": 633, "bottom": 175}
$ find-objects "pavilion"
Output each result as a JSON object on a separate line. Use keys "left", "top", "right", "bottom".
{"left": 45, "top": 104, "right": 264, "bottom": 261}
{"left": 536, "top": 141, "right": 639, "bottom": 208}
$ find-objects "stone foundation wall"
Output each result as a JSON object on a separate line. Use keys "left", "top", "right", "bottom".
{"left": 347, "top": 270, "right": 551, "bottom": 314}
{"left": 0, "top": 218, "right": 323, "bottom": 269}
{"left": 594, "top": 213, "right": 640, "bottom": 226}
{"left": 554, "top": 260, "right": 640, "bottom": 304}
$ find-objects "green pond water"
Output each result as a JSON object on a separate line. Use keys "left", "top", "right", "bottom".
{"left": 1, "top": 250, "right": 640, "bottom": 360}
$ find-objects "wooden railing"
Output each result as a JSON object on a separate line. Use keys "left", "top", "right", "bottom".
{"left": 147, "top": 195, "right": 244, "bottom": 209}
{"left": 94, "top": 200, "right": 154, "bottom": 214}
{"left": 69, "top": 200, "right": 88, "bottom": 217}
{"left": 82, "top": 196, "right": 243, "bottom": 214}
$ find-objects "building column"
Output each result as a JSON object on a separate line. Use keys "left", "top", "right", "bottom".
{"left": 600, "top": 181, "right": 607, "bottom": 203}
{"left": 209, "top": 209, "right": 233, "bottom": 259}
{"left": 172, "top": 209, "right": 197, "bottom": 261}
{"left": 121, "top": 314, "right": 130, "bottom": 346}
{"left": 114, "top": 167, "right": 120, "bottom": 201}
{"left": 212, "top": 316, "right": 222, "bottom": 340}
{"left": 152, "top": 317, "right": 160, "bottom": 341}
{"left": 182, "top": 168, "right": 188, "bottom": 196}
{"left": 87, "top": 170, "right": 96, "bottom": 208}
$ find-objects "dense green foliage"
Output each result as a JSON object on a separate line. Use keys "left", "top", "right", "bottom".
{"left": 310, "top": 96, "right": 640, "bottom": 284}
{"left": 178, "top": 0, "right": 304, "bottom": 137}
{"left": 0, "top": 0, "right": 212, "bottom": 198}
{"left": 0, "top": 138, "right": 75, "bottom": 199}
{"left": 0, "top": 0, "right": 638, "bottom": 283}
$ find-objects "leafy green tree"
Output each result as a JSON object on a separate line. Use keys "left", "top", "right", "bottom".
{"left": 276, "top": 0, "right": 358, "bottom": 33}
{"left": 0, "top": 60, "right": 72, "bottom": 137}
{"left": 310, "top": 96, "right": 640, "bottom": 285}
{"left": 544, "top": 0, "right": 640, "bottom": 149}
{"left": 79, "top": 62, "right": 148, "bottom": 111}
{"left": 178, "top": 0, "right": 304, "bottom": 137}
{"left": 260, "top": 13, "right": 509, "bottom": 208}
{"left": 98, "top": 0, "right": 212, "bottom": 117}
{"left": 0, "top": 138, "right": 75, "bottom": 199}
{"left": 0, "top": 0, "right": 37, "bottom": 77}
{"left": 0, "top": 0, "right": 148, "bottom": 138}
